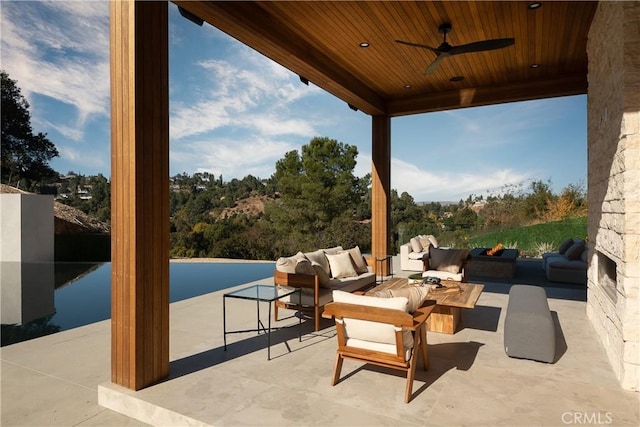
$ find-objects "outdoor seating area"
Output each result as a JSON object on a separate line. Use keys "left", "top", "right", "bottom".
{"left": 2, "top": 256, "right": 638, "bottom": 426}
{"left": 272, "top": 246, "right": 376, "bottom": 331}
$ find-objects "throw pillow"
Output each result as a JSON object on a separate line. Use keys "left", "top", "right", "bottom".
{"left": 326, "top": 252, "right": 358, "bottom": 278}
{"left": 375, "top": 286, "right": 430, "bottom": 313}
{"left": 426, "top": 234, "right": 439, "bottom": 248}
{"left": 343, "top": 246, "right": 369, "bottom": 274}
{"left": 295, "top": 258, "right": 315, "bottom": 275}
{"left": 311, "top": 261, "right": 332, "bottom": 288}
{"left": 429, "top": 247, "right": 468, "bottom": 274}
{"left": 418, "top": 236, "right": 432, "bottom": 251}
{"left": 565, "top": 241, "right": 585, "bottom": 260}
{"left": 323, "top": 246, "right": 344, "bottom": 255}
{"left": 558, "top": 238, "right": 574, "bottom": 254}
{"left": 275, "top": 252, "right": 311, "bottom": 274}
{"left": 304, "top": 249, "right": 331, "bottom": 275}
{"left": 410, "top": 237, "right": 423, "bottom": 253}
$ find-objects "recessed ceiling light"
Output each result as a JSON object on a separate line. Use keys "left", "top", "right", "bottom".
{"left": 449, "top": 76, "right": 464, "bottom": 82}
{"left": 530, "top": 63, "right": 540, "bottom": 68}
{"left": 404, "top": 84, "right": 412, "bottom": 89}
{"left": 528, "top": 2, "right": 542, "bottom": 10}
{"left": 359, "top": 42, "right": 370, "bottom": 48}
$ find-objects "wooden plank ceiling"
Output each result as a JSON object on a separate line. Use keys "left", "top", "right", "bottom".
{"left": 173, "top": 1, "right": 597, "bottom": 117}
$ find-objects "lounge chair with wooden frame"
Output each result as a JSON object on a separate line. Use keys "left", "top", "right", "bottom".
{"left": 322, "top": 290, "right": 435, "bottom": 403}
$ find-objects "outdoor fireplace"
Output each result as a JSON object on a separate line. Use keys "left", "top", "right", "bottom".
{"left": 597, "top": 251, "right": 618, "bottom": 303}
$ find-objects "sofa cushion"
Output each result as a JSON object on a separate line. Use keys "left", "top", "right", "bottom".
{"left": 415, "top": 237, "right": 429, "bottom": 252}
{"left": 425, "top": 234, "right": 439, "bottom": 248}
{"left": 429, "top": 247, "right": 468, "bottom": 274}
{"left": 565, "top": 241, "right": 585, "bottom": 260}
{"left": 326, "top": 252, "right": 358, "bottom": 278}
{"left": 558, "top": 238, "right": 574, "bottom": 254}
{"left": 408, "top": 251, "right": 428, "bottom": 260}
{"left": 375, "top": 285, "right": 430, "bottom": 313}
{"left": 343, "top": 246, "right": 369, "bottom": 274}
{"left": 332, "top": 290, "right": 413, "bottom": 353}
{"left": 323, "top": 246, "right": 344, "bottom": 255}
{"left": 275, "top": 252, "right": 314, "bottom": 275}
{"left": 304, "top": 249, "right": 330, "bottom": 275}
{"left": 410, "top": 237, "right": 423, "bottom": 253}
{"left": 330, "top": 272, "right": 375, "bottom": 291}
{"left": 422, "top": 269, "right": 464, "bottom": 282}
{"left": 546, "top": 256, "right": 587, "bottom": 271}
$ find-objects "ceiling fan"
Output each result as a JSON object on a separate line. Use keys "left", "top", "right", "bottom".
{"left": 395, "top": 23, "right": 515, "bottom": 75}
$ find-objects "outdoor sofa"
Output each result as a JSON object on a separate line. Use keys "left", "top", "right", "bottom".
{"left": 400, "top": 234, "right": 439, "bottom": 271}
{"left": 273, "top": 245, "right": 375, "bottom": 331}
{"left": 401, "top": 235, "right": 469, "bottom": 282}
{"left": 542, "top": 238, "right": 588, "bottom": 285}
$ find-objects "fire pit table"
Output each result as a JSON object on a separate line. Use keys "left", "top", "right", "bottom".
{"left": 466, "top": 247, "right": 518, "bottom": 279}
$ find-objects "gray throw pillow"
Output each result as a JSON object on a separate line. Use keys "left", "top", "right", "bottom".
{"left": 565, "top": 242, "right": 585, "bottom": 260}
{"left": 429, "top": 247, "right": 469, "bottom": 274}
{"left": 558, "top": 238, "right": 574, "bottom": 254}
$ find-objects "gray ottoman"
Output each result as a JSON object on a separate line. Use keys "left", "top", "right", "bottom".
{"left": 504, "top": 285, "right": 556, "bottom": 363}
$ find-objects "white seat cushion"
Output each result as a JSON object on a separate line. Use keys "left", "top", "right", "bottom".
{"left": 332, "top": 290, "right": 413, "bottom": 356}
{"left": 408, "top": 251, "right": 428, "bottom": 260}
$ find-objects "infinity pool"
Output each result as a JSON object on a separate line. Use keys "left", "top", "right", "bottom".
{"left": 1, "top": 261, "right": 275, "bottom": 346}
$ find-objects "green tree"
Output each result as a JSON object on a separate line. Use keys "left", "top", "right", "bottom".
{"left": 265, "top": 136, "right": 370, "bottom": 253}
{"left": 524, "top": 179, "right": 554, "bottom": 220}
{"left": 1, "top": 70, "right": 59, "bottom": 190}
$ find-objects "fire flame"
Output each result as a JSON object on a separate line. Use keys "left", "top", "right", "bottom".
{"left": 487, "top": 243, "right": 504, "bottom": 256}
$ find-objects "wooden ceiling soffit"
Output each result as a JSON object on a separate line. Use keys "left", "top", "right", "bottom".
{"left": 174, "top": 1, "right": 387, "bottom": 115}
{"left": 387, "top": 75, "right": 588, "bottom": 117}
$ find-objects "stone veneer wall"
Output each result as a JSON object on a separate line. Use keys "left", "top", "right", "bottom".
{"left": 586, "top": 1, "right": 640, "bottom": 392}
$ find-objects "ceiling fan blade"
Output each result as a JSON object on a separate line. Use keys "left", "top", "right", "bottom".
{"left": 449, "top": 38, "right": 515, "bottom": 56}
{"left": 395, "top": 39, "right": 439, "bottom": 54}
{"left": 424, "top": 54, "right": 445, "bottom": 75}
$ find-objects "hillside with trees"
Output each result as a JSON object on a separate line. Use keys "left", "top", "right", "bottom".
{"left": 2, "top": 69, "right": 587, "bottom": 261}
{"left": 46, "top": 148, "right": 585, "bottom": 261}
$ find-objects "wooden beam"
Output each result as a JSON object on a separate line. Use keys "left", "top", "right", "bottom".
{"left": 387, "top": 75, "right": 588, "bottom": 116}
{"left": 110, "top": 0, "right": 170, "bottom": 390}
{"left": 371, "top": 115, "right": 391, "bottom": 276}
{"left": 173, "top": 0, "right": 386, "bottom": 115}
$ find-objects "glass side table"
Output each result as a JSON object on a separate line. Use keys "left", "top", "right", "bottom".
{"left": 223, "top": 284, "right": 301, "bottom": 360}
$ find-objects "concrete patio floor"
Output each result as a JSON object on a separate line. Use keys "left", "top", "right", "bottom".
{"left": 2, "top": 257, "right": 639, "bottom": 426}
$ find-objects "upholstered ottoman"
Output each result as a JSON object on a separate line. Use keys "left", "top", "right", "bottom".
{"left": 504, "top": 285, "right": 556, "bottom": 363}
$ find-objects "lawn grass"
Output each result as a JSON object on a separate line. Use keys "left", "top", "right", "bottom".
{"left": 467, "top": 216, "right": 587, "bottom": 257}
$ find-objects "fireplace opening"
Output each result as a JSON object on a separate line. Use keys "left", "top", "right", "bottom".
{"left": 597, "top": 251, "right": 618, "bottom": 303}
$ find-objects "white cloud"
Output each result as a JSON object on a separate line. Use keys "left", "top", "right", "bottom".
{"left": 1, "top": 1, "right": 110, "bottom": 130}
{"left": 39, "top": 120, "right": 84, "bottom": 142}
{"left": 240, "top": 115, "right": 315, "bottom": 137}
{"left": 170, "top": 136, "right": 296, "bottom": 178}
{"left": 170, "top": 45, "right": 321, "bottom": 143}
{"left": 54, "top": 144, "right": 108, "bottom": 173}
{"left": 360, "top": 156, "right": 531, "bottom": 202}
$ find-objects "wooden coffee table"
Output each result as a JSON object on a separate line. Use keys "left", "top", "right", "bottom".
{"left": 366, "top": 277, "right": 484, "bottom": 334}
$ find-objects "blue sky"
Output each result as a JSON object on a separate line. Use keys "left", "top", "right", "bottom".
{"left": 1, "top": 1, "right": 587, "bottom": 202}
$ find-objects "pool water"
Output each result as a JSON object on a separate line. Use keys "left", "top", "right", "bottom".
{"left": 1, "top": 261, "right": 275, "bottom": 346}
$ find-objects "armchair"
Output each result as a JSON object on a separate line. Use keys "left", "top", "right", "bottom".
{"left": 322, "top": 290, "right": 435, "bottom": 403}
{"left": 422, "top": 247, "right": 470, "bottom": 282}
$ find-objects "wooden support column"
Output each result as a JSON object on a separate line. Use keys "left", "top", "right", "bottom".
{"left": 110, "top": 0, "right": 169, "bottom": 390}
{"left": 371, "top": 115, "right": 392, "bottom": 276}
